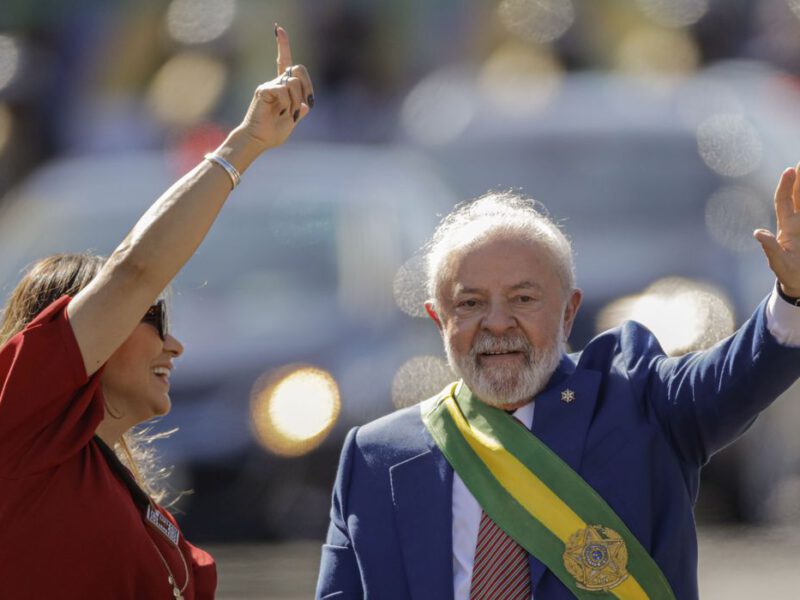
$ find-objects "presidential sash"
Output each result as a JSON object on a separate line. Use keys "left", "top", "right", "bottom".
{"left": 420, "top": 382, "right": 676, "bottom": 600}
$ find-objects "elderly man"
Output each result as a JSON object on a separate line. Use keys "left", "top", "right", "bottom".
{"left": 316, "top": 166, "right": 800, "bottom": 600}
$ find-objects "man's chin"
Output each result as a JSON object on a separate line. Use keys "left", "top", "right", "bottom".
{"left": 464, "top": 374, "right": 533, "bottom": 409}
{"left": 474, "top": 392, "right": 531, "bottom": 410}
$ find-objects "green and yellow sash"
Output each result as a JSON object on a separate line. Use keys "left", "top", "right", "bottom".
{"left": 421, "top": 382, "right": 676, "bottom": 600}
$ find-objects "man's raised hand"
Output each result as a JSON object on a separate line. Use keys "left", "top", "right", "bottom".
{"left": 755, "top": 163, "right": 800, "bottom": 297}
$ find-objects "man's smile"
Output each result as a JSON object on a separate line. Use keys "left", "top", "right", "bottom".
{"left": 477, "top": 350, "right": 526, "bottom": 365}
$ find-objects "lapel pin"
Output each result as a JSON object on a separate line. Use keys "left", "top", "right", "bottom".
{"left": 561, "top": 388, "right": 575, "bottom": 404}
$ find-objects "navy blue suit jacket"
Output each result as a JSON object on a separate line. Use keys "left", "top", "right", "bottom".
{"left": 316, "top": 299, "right": 800, "bottom": 599}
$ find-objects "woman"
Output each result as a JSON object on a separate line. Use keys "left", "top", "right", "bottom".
{"left": 0, "top": 25, "right": 313, "bottom": 600}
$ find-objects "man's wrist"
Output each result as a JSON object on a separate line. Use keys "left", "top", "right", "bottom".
{"left": 777, "top": 282, "right": 800, "bottom": 306}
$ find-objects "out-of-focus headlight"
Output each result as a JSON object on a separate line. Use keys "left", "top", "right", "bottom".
{"left": 250, "top": 364, "right": 341, "bottom": 457}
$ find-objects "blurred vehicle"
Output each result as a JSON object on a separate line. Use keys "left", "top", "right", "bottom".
{"left": 0, "top": 142, "right": 457, "bottom": 539}
{"left": 402, "top": 62, "right": 800, "bottom": 522}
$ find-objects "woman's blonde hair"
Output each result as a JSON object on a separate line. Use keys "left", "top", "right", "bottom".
{"left": 0, "top": 253, "right": 173, "bottom": 504}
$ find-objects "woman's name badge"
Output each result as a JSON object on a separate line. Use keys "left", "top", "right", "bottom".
{"left": 146, "top": 504, "right": 180, "bottom": 546}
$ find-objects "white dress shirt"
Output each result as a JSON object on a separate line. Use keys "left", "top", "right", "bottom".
{"left": 450, "top": 287, "right": 800, "bottom": 600}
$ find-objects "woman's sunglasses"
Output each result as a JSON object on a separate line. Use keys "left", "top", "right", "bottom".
{"left": 141, "top": 299, "right": 168, "bottom": 341}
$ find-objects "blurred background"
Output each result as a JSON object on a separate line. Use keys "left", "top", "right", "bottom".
{"left": 3, "top": 0, "right": 800, "bottom": 597}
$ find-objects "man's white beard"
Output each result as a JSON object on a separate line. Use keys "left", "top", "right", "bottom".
{"left": 445, "top": 329, "right": 564, "bottom": 408}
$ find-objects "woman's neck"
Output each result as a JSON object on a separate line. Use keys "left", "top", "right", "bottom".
{"left": 95, "top": 419, "right": 125, "bottom": 446}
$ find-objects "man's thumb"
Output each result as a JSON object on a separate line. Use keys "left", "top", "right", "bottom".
{"left": 754, "top": 229, "right": 781, "bottom": 260}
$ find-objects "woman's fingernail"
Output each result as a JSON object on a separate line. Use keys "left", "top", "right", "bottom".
{"left": 293, "top": 109, "right": 300, "bottom": 122}
{"left": 274, "top": 23, "right": 279, "bottom": 37}
{"left": 307, "top": 94, "right": 315, "bottom": 108}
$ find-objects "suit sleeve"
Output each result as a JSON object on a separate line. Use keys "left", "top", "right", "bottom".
{"left": 624, "top": 296, "right": 800, "bottom": 467}
{"left": 316, "top": 427, "right": 364, "bottom": 600}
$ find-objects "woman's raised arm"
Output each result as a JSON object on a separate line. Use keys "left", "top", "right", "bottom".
{"left": 68, "top": 25, "right": 313, "bottom": 376}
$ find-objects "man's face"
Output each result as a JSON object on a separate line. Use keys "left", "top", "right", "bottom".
{"left": 428, "top": 235, "right": 581, "bottom": 409}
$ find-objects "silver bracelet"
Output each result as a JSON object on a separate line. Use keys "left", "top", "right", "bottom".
{"left": 204, "top": 152, "right": 241, "bottom": 190}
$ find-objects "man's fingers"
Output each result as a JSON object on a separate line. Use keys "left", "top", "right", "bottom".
{"left": 275, "top": 24, "right": 294, "bottom": 76}
{"left": 775, "top": 167, "right": 796, "bottom": 228}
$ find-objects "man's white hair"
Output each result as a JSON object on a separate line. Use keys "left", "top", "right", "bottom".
{"left": 425, "top": 191, "right": 576, "bottom": 307}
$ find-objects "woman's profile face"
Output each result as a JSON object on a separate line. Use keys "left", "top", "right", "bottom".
{"left": 100, "top": 321, "right": 184, "bottom": 427}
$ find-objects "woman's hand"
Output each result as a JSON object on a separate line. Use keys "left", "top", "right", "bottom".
{"left": 238, "top": 24, "right": 314, "bottom": 152}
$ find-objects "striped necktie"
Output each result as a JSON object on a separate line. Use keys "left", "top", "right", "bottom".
{"left": 469, "top": 509, "right": 531, "bottom": 599}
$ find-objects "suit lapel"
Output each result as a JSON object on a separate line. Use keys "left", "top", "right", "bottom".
{"left": 390, "top": 424, "right": 454, "bottom": 600}
{"left": 528, "top": 359, "right": 602, "bottom": 590}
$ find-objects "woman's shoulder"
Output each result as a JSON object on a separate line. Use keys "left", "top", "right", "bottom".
{"left": 0, "top": 295, "right": 104, "bottom": 478}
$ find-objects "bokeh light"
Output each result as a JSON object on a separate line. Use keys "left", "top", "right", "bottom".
{"left": 147, "top": 52, "right": 227, "bottom": 126}
{"left": 705, "top": 186, "right": 771, "bottom": 253}
{"left": 166, "top": 0, "right": 237, "bottom": 45}
{"left": 0, "top": 34, "right": 20, "bottom": 91}
{"left": 250, "top": 365, "right": 341, "bottom": 457}
{"left": 497, "top": 0, "right": 575, "bottom": 44}
{"left": 697, "top": 113, "right": 763, "bottom": 177}
{"left": 401, "top": 68, "right": 476, "bottom": 145}
{"left": 635, "top": 0, "right": 710, "bottom": 28}
{"left": 393, "top": 255, "right": 428, "bottom": 318}
{"left": 0, "top": 103, "right": 13, "bottom": 153}
{"left": 391, "top": 355, "right": 454, "bottom": 409}
{"left": 479, "top": 42, "right": 563, "bottom": 117}
{"left": 597, "top": 277, "right": 735, "bottom": 356}
{"left": 615, "top": 27, "right": 700, "bottom": 79}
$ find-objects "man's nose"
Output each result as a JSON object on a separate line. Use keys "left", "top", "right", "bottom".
{"left": 481, "top": 300, "right": 516, "bottom": 334}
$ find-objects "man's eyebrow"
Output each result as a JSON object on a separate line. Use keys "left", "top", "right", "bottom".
{"left": 453, "top": 285, "right": 484, "bottom": 295}
{"left": 510, "top": 281, "right": 544, "bottom": 291}
{"left": 452, "top": 282, "right": 544, "bottom": 294}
